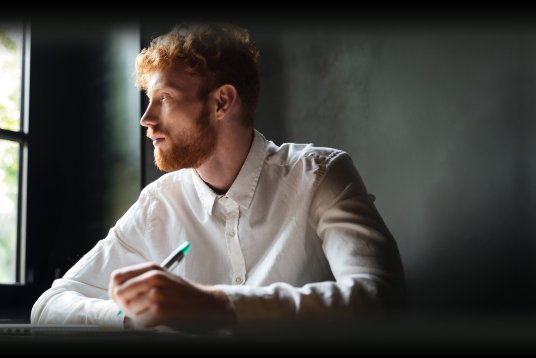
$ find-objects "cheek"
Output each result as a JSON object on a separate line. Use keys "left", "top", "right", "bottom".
{"left": 165, "top": 105, "right": 196, "bottom": 124}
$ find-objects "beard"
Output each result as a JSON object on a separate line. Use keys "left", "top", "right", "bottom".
{"left": 152, "top": 104, "right": 217, "bottom": 172}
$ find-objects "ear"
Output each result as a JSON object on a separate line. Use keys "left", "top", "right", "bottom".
{"left": 212, "top": 84, "right": 238, "bottom": 121}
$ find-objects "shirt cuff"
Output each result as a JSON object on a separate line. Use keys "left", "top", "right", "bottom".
{"left": 94, "top": 299, "right": 126, "bottom": 329}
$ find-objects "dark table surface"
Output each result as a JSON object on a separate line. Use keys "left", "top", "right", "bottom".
{"left": 2, "top": 312, "right": 536, "bottom": 355}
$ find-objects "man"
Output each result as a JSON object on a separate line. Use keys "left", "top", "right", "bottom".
{"left": 31, "top": 23, "right": 405, "bottom": 334}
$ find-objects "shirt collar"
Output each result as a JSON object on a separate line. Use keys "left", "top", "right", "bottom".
{"left": 191, "top": 169, "right": 219, "bottom": 216}
{"left": 191, "top": 129, "right": 267, "bottom": 216}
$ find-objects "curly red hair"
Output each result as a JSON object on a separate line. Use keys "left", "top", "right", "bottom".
{"left": 136, "top": 23, "right": 260, "bottom": 125}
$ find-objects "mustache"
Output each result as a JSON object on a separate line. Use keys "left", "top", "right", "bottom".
{"left": 146, "top": 128, "right": 167, "bottom": 139}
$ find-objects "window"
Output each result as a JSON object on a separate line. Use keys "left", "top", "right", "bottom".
{"left": 0, "top": 21, "right": 29, "bottom": 284}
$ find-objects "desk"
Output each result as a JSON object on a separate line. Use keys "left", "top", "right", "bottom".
{"left": 2, "top": 313, "right": 536, "bottom": 355}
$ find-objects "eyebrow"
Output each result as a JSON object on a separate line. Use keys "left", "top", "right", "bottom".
{"left": 146, "top": 84, "right": 182, "bottom": 97}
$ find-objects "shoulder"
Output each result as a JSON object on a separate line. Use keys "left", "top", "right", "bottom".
{"left": 141, "top": 169, "right": 193, "bottom": 198}
{"left": 263, "top": 139, "right": 358, "bottom": 193}
{"left": 265, "top": 140, "right": 348, "bottom": 169}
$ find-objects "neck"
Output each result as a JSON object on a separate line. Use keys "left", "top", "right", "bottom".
{"left": 196, "top": 126, "right": 254, "bottom": 194}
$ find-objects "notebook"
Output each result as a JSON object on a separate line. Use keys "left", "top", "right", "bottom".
{"left": 0, "top": 323, "right": 106, "bottom": 335}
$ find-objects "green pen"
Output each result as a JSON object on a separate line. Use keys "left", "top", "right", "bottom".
{"left": 160, "top": 241, "right": 192, "bottom": 271}
{"left": 117, "top": 241, "right": 191, "bottom": 317}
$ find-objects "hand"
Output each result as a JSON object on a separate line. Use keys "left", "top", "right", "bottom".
{"left": 108, "top": 262, "right": 236, "bottom": 333}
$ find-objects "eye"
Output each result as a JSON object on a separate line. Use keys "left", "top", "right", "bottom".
{"left": 159, "top": 94, "right": 170, "bottom": 102}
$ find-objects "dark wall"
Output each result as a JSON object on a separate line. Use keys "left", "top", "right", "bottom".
{"left": 524, "top": 29, "right": 536, "bottom": 292}
{"left": 142, "top": 18, "right": 536, "bottom": 314}
{"left": 254, "top": 21, "right": 535, "bottom": 313}
{"left": 1, "top": 18, "right": 142, "bottom": 319}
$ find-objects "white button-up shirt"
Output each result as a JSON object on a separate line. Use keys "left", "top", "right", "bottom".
{"left": 31, "top": 130, "right": 404, "bottom": 329}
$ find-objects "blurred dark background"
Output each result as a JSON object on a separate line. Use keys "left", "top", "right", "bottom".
{"left": 0, "top": 13, "right": 535, "bottom": 332}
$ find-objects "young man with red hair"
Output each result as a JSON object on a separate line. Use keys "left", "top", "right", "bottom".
{"left": 32, "top": 23, "right": 405, "bottom": 334}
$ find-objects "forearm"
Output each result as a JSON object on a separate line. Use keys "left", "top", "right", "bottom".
{"left": 31, "top": 279, "right": 124, "bottom": 328}
{"left": 216, "top": 274, "right": 397, "bottom": 331}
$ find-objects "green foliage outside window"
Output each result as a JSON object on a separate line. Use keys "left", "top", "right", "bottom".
{"left": 0, "top": 25, "right": 23, "bottom": 283}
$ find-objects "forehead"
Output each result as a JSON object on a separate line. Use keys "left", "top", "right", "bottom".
{"left": 147, "top": 64, "right": 202, "bottom": 95}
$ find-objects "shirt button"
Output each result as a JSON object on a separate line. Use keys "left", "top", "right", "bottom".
{"left": 228, "top": 230, "right": 236, "bottom": 236}
{"left": 234, "top": 277, "right": 243, "bottom": 284}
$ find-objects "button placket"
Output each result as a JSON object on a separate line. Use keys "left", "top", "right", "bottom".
{"left": 223, "top": 200, "right": 246, "bottom": 285}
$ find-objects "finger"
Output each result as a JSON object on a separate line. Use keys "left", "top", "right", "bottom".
{"left": 124, "top": 286, "right": 164, "bottom": 317}
{"left": 112, "top": 262, "right": 163, "bottom": 286}
{"left": 109, "top": 262, "right": 162, "bottom": 301}
{"left": 124, "top": 276, "right": 192, "bottom": 328}
{"left": 127, "top": 278, "right": 212, "bottom": 331}
{"left": 115, "top": 270, "right": 171, "bottom": 312}
{"left": 130, "top": 301, "right": 170, "bottom": 329}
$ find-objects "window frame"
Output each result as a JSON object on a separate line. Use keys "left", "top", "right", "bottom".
{"left": 0, "top": 22, "right": 30, "bottom": 285}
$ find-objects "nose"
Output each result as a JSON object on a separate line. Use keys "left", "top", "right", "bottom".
{"left": 139, "top": 101, "right": 159, "bottom": 127}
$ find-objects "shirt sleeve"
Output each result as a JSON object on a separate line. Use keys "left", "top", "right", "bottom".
{"left": 216, "top": 152, "right": 405, "bottom": 330}
{"left": 30, "top": 188, "right": 154, "bottom": 327}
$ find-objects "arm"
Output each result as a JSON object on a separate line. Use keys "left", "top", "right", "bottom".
{"left": 31, "top": 189, "right": 153, "bottom": 327}
{"left": 31, "top": 276, "right": 124, "bottom": 328}
{"left": 218, "top": 153, "right": 405, "bottom": 327}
